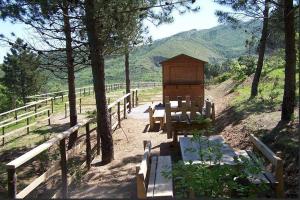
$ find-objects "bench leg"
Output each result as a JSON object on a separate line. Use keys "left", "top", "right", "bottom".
{"left": 159, "top": 118, "right": 164, "bottom": 130}
{"left": 173, "top": 131, "right": 178, "bottom": 145}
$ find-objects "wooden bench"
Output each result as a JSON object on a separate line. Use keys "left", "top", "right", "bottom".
{"left": 235, "top": 134, "right": 284, "bottom": 198}
{"left": 149, "top": 105, "right": 165, "bottom": 130}
{"left": 136, "top": 141, "right": 173, "bottom": 199}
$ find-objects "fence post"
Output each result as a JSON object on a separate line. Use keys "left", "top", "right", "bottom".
{"left": 123, "top": 98, "right": 127, "bottom": 119}
{"left": 86, "top": 122, "right": 91, "bottom": 170}
{"left": 117, "top": 102, "right": 121, "bottom": 128}
{"left": 135, "top": 90, "right": 138, "bottom": 106}
{"left": 79, "top": 88, "right": 82, "bottom": 97}
{"left": 15, "top": 111, "right": 18, "bottom": 120}
{"left": 34, "top": 104, "right": 37, "bottom": 118}
{"left": 61, "top": 94, "right": 64, "bottom": 102}
{"left": 59, "top": 138, "right": 68, "bottom": 198}
{"left": 7, "top": 168, "right": 17, "bottom": 199}
{"left": 129, "top": 93, "right": 132, "bottom": 112}
{"left": 51, "top": 98, "right": 54, "bottom": 113}
{"left": 2, "top": 127, "right": 5, "bottom": 145}
{"left": 132, "top": 91, "right": 135, "bottom": 108}
{"left": 47, "top": 110, "right": 51, "bottom": 125}
{"left": 65, "top": 103, "right": 67, "bottom": 118}
{"left": 108, "top": 108, "right": 112, "bottom": 131}
{"left": 26, "top": 118, "right": 30, "bottom": 134}
{"left": 46, "top": 94, "right": 48, "bottom": 105}
{"left": 79, "top": 98, "right": 82, "bottom": 114}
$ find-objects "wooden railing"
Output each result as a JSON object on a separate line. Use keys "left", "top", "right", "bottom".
{"left": 5, "top": 91, "right": 138, "bottom": 199}
{"left": 0, "top": 105, "right": 51, "bottom": 146}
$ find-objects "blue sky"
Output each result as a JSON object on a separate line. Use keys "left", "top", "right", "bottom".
{"left": 0, "top": 1, "right": 228, "bottom": 63}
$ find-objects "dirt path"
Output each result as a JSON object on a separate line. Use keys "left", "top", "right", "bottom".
{"left": 69, "top": 103, "right": 173, "bottom": 199}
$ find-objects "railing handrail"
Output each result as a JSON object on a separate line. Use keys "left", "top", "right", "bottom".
{"left": 0, "top": 98, "right": 52, "bottom": 117}
{"left": 6, "top": 91, "right": 133, "bottom": 169}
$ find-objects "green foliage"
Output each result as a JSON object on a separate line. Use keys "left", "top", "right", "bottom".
{"left": 0, "top": 84, "right": 10, "bottom": 112}
{"left": 214, "top": 72, "right": 231, "bottom": 83}
{"left": 0, "top": 38, "right": 46, "bottom": 108}
{"left": 163, "top": 131, "right": 268, "bottom": 198}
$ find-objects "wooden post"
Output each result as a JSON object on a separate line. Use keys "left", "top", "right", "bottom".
{"left": 79, "top": 98, "right": 82, "bottom": 114}
{"left": 2, "top": 127, "right": 5, "bottom": 146}
{"left": 135, "top": 90, "right": 138, "bottom": 106}
{"left": 117, "top": 102, "right": 121, "bottom": 127}
{"left": 47, "top": 110, "right": 51, "bottom": 125}
{"left": 109, "top": 108, "right": 112, "bottom": 131}
{"left": 149, "top": 106, "right": 154, "bottom": 130}
{"left": 34, "top": 104, "right": 37, "bottom": 118}
{"left": 62, "top": 94, "right": 64, "bottom": 102}
{"left": 205, "top": 99, "right": 212, "bottom": 118}
{"left": 86, "top": 123, "right": 91, "bottom": 170}
{"left": 165, "top": 103, "right": 172, "bottom": 139}
{"left": 51, "top": 98, "right": 54, "bottom": 113}
{"left": 83, "top": 88, "right": 86, "bottom": 96}
{"left": 46, "top": 94, "right": 48, "bottom": 105}
{"left": 79, "top": 88, "right": 82, "bottom": 97}
{"left": 26, "top": 118, "right": 30, "bottom": 134}
{"left": 7, "top": 168, "right": 17, "bottom": 199}
{"left": 211, "top": 103, "right": 216, "bottom": 122}
{"left": 65, "top": 103, "right": 67, "bottom": 118}
{"left": 123, "top": 98, "right": 127, "bottom": 119}
{"left": 59, "top": 138, "right": 68, "bottom": 198}
{"left": 129, "top": 93, "right": 132, "bottom": 112}
{"left": 132, "top": 91, "right": 135, "bottom": 108}
{"left": 275, "top": 151, "right": 284, "bottom": 198}
{"left": 15, "top": 110, "right": 18, "bottom": 120}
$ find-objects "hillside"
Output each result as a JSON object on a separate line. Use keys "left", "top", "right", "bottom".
{"left": 71, "top": 23, "right": 253, "bottom": 88}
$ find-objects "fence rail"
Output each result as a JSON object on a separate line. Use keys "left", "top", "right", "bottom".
{"left": 0, "top": 106, "right": 51, "bottom": 145}
{"left": 1, "top": 82, "right": 161, "bottom": 122}
{"left": 6, "top": 90, "right": 139, "bottom": 199}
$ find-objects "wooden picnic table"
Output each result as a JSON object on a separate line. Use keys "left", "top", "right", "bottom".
{"left": 179, "top": 135, "right": 238, "bottom": 165}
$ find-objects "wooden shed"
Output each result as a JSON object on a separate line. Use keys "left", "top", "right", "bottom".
{"left": 160, "top": 54, "right": 207, "bottom": 104}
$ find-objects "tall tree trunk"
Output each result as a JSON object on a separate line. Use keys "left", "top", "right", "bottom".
{"left": 125, "top": 47, "right": 130, "bottom": 100}
{"left": 250, "top": 0, "right": 269, "bottom": 98}
{"left": 62, "top": 0, "right": 78, "bottom": 149}
{"left": 84, "top": 0, "right": 114, "bottom": 163}
{"left": 281, "top": 0, "right": 296, "bottom": 121}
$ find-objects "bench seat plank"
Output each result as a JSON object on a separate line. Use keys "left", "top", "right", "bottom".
{"left": 147, "top": 156, "right": 158, "bottom": 198}
{"left": 235, "top": 150, "right": 269, "bottom": 184}
{"left": 153, "top": 156, "right": 173, "bottom": 198}
{"left": 153, "top": 109, "right": 165, "bottom": 118}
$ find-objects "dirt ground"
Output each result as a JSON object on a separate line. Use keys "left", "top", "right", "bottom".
{"left": 69, "top": 103, "right": 174, "bottom": 199}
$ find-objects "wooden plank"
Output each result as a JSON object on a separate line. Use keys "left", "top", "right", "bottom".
{"left": 249, "top": 134, "right": 280, "bottom": 166}
{"left": 146, "top": 156, "right": 158, "bottom": 198}
{"left": 138, "top": 141, "right": 152, "bottom": 179}
{"left": 235, "top": 150, "right": 269, "bottom": 184}
{"left": 0, "top": 109, "right": 50, "bottom": 129}
{"left": 6, "top": 123, "right": 82, "bottom": 169}
{"left": 16, "top": 160, "right": 60, "bottom": 198}
{"left": 153, "top": 156, "right": 173, "bottom": 198}
{"left": 153, "top": 109, "right": 165, "bottom": 118}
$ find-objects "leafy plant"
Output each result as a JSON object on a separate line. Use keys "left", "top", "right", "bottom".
{"left": 163, "top": 131, "right": 268, "bottom": 198}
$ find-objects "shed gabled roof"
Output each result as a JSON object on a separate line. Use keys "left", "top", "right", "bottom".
{"left": 159, "top": 54, "right": 208, "bottom": 65}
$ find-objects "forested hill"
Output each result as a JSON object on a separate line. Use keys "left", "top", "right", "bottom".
{"left": 0, "top": 23, "right": 254, "bottom": 90}
{"left": 72, "top": 23, "right": 253, "bottom": 88}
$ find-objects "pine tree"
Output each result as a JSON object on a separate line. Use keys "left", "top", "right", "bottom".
{"left": 1, "top": 38, "right": 45, "bottom": 107}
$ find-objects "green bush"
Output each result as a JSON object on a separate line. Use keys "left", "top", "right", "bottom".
{"left": 214, "top": 72, "right": 232, "bottom": 83}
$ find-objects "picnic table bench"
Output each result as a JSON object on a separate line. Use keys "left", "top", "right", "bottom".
{"left": 136, "top": 141, "right": 173, "bottom": 199}
{"left": 236, "top": 134, "right": 284, "bottom": 198}
{"left": 149, "top": 105, "right": 165, "bottom": 130}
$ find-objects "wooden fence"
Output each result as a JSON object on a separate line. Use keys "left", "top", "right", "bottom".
{"left": 5, "top": 91, "right": 138, "bottom": 199}
{"left": 0, "top": 104, "right": 52, "bottom": 146}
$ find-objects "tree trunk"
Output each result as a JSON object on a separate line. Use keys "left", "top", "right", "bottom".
{"left": 84, "top": 0, "right": 114, "bottom": 163}
{"left": 281, "top": 0, "right": 296, "bottom": 121}
{"left": 250, "top": 0, "right": 269, "bottom": 98}
{"left": 62, "top": 0, "right": 78, "bottom": 149}
{"left": 125, "top": 47, "right": 130, "bottom": 101}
